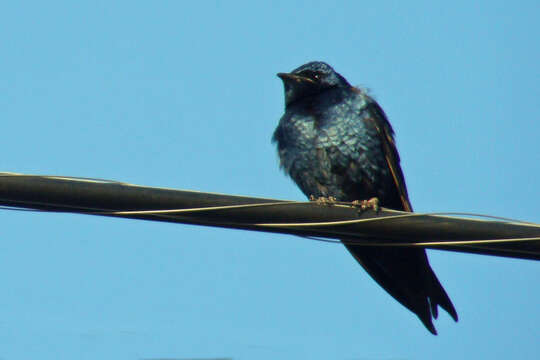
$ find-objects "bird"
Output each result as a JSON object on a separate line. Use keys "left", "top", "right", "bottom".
{"left": 272, "top": 61, "right": 458, "bottom": 334}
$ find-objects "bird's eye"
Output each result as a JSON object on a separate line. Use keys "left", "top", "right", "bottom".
{"left": 299, "top": 70, "right": 322, "bottom": 80}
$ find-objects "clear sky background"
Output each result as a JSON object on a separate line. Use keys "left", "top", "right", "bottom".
{"left": 1, "top": 1, "right": 539, "bottom": 359}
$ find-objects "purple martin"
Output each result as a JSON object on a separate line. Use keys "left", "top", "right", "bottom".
{"left": 272, "top": 61, "right": 457, "bottom": 334}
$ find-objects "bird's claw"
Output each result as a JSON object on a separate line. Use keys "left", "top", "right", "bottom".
{"left": 352, "top": 197, "right": 380, "bottom": 212}
{"left": 309, "top": 195, "right": 337, "bottom": 206}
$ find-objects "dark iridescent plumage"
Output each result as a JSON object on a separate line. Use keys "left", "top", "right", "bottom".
{"left": 272, "top": 61, "right": 458, "bottom": 334}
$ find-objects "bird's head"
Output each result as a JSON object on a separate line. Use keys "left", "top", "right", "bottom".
{"left": 277, "top": 61, "right": 351, "bottom": 107}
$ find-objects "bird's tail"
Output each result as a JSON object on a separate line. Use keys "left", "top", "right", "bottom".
{"left": 344, "top": 244, "right": 458, "bottom": 335}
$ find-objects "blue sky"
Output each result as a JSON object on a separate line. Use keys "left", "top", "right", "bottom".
{"left": 1, "top": 1, "right": 539, "bottom": 359}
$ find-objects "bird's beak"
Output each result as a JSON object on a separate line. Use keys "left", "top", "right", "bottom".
{"left": 277, "top": 73, "right": 315, "bottom": 84}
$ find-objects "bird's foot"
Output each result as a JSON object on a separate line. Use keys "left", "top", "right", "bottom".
{"left": 309, "top": 195, "right": 337, "bottom": 206}
{"left": 352, "top": 197, "right": 380, "bottom": 212}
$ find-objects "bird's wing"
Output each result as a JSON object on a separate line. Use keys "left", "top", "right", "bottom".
{"left": 363, "top": 98, "right": 413, "bottom": 212}
{"left": 341, "top": 92, "right": 457, "bottom": 334}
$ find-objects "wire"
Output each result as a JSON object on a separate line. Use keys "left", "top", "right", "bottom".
{"left": 300, "top": 235, "right": 540, "bottom": 247}
{"left": 1, "top": 199, "right": 538, "bottom": 230}
{"left": 0, "top": 176, "right": 538, "bottom": 250}
{"left": 109, "top": 201, "right": 299, "bottom": 215}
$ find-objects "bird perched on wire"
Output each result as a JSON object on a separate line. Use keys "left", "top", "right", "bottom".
{"left": 272, "top": 61, "right": 458, "bottom": 334}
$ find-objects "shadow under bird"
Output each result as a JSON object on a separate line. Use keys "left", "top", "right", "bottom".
{"left": 272, "top": 61, "right": 458, "bottom": 334}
